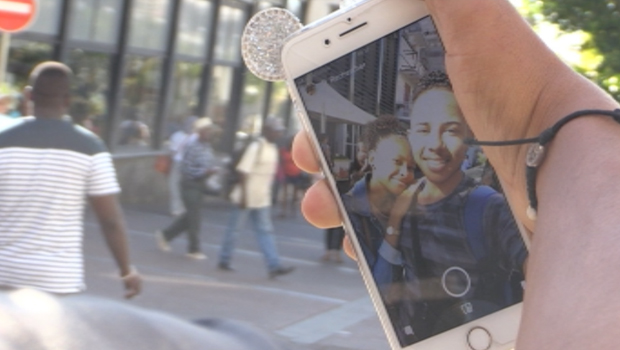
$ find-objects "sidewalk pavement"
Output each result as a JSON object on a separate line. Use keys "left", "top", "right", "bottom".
{"left": 81, "top": 195, "right": 391, "bottom": 350}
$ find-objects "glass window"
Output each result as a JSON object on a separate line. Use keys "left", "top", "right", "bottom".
{"left": 268, "top": 81, "right": 289, "bottom": 119}
{"left": 166, "top": 61, "right": 202, "bottom": 140}
{"left": 115, "top": 55, "right": 163, "bottom": 152}
{"left": 175, "top": 0, "right": 213, "bottom": 57}
{"left": 22, "top": 0, "right": 63, "bottom": 35}
{"left": 256, "top": 1, "right": 274, "bottom": 11}
{"left": 7, "top": 40, "right": 53, "bottom": 90}
{"left": 287, "top": 0, "right": 303, "bottom": 17}
{"left": 255, "top": 0, "right": 285, "bottom": 11}
{"left": 213, "top": 6, "right": 245, "bottom": 62}
{"left": 239, "top": 71, "right": 266, "bottom": 134}
{"left": 269, "top": 80, "right": 296, "bottom": 133}
{"left": 66, "top": 50, "right": 111, "bottom": 138}
{"left": 70, "top": 0, "right": 122, "bottom": 44}
{"left": 128, "top": 0, "right": 171, "bottom": 50}
{"left": 5, "top": 40, "right": 54, "bottom": 117}
{"left": 206, "top": 65, "right": 233, "bottom": 127}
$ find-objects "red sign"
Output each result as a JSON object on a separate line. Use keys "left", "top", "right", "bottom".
{"left": 0, "top": 0, "right": 37, "bottom": 33}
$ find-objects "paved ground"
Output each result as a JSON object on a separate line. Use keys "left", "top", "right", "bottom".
{"left": 81, "top": 196, "right": 391, "bottom": 350}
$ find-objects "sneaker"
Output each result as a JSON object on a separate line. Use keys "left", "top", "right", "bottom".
{"left": 268, "top": 266, "right": 295, "bottom": 279}
{"left": 218, "top": 262, "right": 235, "bottom": 271}
{"left": 186, "top": 252, "right": 208, "bottom": 260}
{"left": 155, "top": 230, "right": 170, "bottom": 252}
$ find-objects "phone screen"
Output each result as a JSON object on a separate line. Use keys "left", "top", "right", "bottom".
{"left": 293, "top": 16, "right": 528, "bottom": 347}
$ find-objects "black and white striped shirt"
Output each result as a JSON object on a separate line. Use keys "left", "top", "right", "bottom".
{"left": 0, "top": 118, "right": 120, "bottom": 294}
{"left": 181, "top": 138, "right": 215, "bottom": 181}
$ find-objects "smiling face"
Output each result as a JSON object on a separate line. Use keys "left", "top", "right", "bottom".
{"left": 409, "top": 88, "right": 468, "bottom": 186}
{"left": 368, "top": 134, "right": 416, "bottom": 196}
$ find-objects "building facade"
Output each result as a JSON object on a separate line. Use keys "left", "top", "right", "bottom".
{"left": 2, "top": 0, "right": 341, "bottom": 209}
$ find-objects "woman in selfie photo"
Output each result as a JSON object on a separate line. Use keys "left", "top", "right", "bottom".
{"left": 341, "top": 115, "right": 416, "bottom": 270}
{"left": 339, "top": 114, "right": 419, "bottom": 345}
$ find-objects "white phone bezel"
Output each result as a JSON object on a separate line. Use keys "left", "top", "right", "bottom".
{"left": 281, "top": 0, "right": 523, "bottom": 349}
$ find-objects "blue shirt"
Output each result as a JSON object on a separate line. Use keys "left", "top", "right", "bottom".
{"left": 342, "top": 175, "right": 388, "bottom": 269}
{"left": 375, "top": 175, "right": 527, "bottom": 342}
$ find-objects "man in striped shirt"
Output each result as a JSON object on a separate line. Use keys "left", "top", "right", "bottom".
{"left": 156, "top": 118, "right": 220, "bottom": 260}
{"left": 0, "top": 62, "right": 141, "bottom": 297}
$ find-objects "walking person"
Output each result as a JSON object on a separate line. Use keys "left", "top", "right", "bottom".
{"left": 217, "top": 117, "right": 295, "bottom": 278}
{"left": 0, "top": 94, "right": 20, "bottom": 131}
{"left": 168, "top": 115, "right": 198, "bottom": 217}
{"left": 0, "top": 61, "right": 141, "bottom": 298}
{"left": 278, "top": 136, "right": 304, "bottom": 218}
{"left": 156, "top": 118, "right": 220, "bottom": 260}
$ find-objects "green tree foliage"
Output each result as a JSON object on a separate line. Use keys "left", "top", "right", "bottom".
{"left": 536, "top": 0, "right": 620, "bottom": 100}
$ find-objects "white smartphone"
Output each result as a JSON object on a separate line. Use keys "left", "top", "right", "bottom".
{"left": 281, "top": 1, "right": 529, "bottom": 349}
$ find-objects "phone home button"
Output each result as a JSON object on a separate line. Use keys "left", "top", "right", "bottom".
{"left": 467, "top": 327, "right": 492, "bottom": 350}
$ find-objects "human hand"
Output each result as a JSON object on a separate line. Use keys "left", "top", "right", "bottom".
{"left": 343, "top": 236, "right": 356, "bottom": 261}
{"left": 121, "top": 269, "right": 142, "bottom": 299}
{"left": 388, "top": 180, "right": 422, "bottom": 228}
{"left": 122, "top": 272, "right": 142, "bottom": 299}
{"left": 292, "top": 131, "right": 342, "bottom": 229}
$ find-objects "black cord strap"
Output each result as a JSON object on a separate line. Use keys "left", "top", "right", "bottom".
{"left": 466, "top": 109, "right": 620, "bottom": 220}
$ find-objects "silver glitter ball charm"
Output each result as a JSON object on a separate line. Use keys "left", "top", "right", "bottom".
{"left": 241, "top": 8, "right": 303, "bottom": 82}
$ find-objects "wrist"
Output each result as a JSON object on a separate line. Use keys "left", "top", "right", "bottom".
{"left": 120, "top": 265, "right": 139, "bottom": 280}
{"left": 386, "top": 226, "right": 400, "bottom": 236}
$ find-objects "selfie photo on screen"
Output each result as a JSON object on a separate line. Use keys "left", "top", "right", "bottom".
{"left": 294, "top": 16, "right": 528, "bottom": 347}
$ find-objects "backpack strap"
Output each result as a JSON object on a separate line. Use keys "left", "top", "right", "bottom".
{"left": 463, "top": 185, "right": 496, "bottom": 261}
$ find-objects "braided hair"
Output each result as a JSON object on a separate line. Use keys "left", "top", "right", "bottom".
{"left": 362, "top": 115, "right": 408, "bottom": 152}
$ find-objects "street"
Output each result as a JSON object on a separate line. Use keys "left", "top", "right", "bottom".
{"left": 82, "top": 196, "right": 390, "bottom": 350}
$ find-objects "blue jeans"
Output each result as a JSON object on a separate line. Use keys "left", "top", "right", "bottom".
{"left": 218, "top": 206, "right": 282, "bottom": 271}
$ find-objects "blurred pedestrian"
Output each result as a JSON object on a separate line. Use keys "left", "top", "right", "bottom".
{"left": 319, "top": 133, "right": 333, "bottom": 169}
{"left": 168, "top": 115, "right": 198, "bottom": 216}
{"left": 218, "top": 117, "right": 295, "bottom": 278}
{"left": 118, "top": 109, "right": 150, "bottom": 147}
{"left": 69, "top": 99, "right": 95, "bottom": 131}
{"left": 0, "top": 93, "right": 12, "bottom": 117}
{"left": 156, "top": 118, "right": 220, "bottom": 260}
{"left": 0, "top": 94, "right": 17, "bottom": 130}
{"left": 0, "top": 61, "right": 141, "bottom": 298}
{"left": 278, "top": 136, "right": 305, "bottom": 218}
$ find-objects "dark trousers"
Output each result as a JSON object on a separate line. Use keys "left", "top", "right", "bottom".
{"left": 325, "top": 227, "right": 345, "bottom": 250}
{"left": 163, "top": 180, "right": 204, "bottom": 253}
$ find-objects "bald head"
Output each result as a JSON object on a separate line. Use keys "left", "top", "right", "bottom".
{"left": 28, "top": 61, "right": 73, "bottom": 118}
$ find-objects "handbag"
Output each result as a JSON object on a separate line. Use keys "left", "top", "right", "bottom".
{"left": 154, "top": 154, "right": 172, "bottom": 175}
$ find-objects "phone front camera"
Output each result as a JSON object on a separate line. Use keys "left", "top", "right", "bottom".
{"left": 324, "top": 39, "right": 331, "bottom": 46}
{"left": 346, "top": 17, "right": 352, "bottom": 23}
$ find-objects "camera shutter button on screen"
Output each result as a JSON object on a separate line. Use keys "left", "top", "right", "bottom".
{"left": 467, "top": 327, "right": 492, "bottom": 350}
{"left": 442, "top": 266, "right": 472, "bottom": 298}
